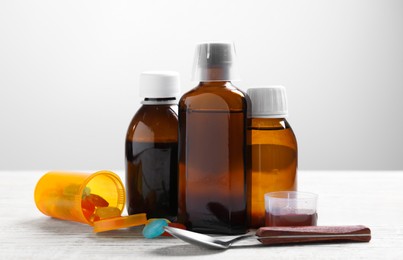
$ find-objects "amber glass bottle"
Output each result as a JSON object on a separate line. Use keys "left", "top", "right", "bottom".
{"left": 178, "top": 43, "right": 250, "bottom": 234}
{"left": 247, "top": 86, "right": 298, "bottom": 228}
{"left": 125, "top": 71, "right": 180, "bottom": 222}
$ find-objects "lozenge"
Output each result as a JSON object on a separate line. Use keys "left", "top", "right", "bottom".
{"left": 142, "top": 219, "right": 168, "bottom": 239}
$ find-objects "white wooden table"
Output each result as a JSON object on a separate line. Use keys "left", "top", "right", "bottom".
{"left": 1, "top": 171, "right": 402, "bottom": 259}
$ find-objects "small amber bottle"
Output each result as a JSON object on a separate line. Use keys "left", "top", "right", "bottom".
{"left": 247, "top": 86, "right": 298, "bottom": 228}
{"left": 178, "top": 43, "right": 250, "bottom": 234}
{"left": 125, "top": 71, "right": 180, "bottom": 222}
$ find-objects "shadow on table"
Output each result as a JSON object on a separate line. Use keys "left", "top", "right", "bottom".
{"left": 21, "top": 217, "right": 280, "bottom": 255}
{"left": 152, "top": 244, "right": 225, "bottom": 256}
{"left": 151, "top": 243, "right": 268, "bottom": 256}
{"left": 20, "top": 217, "right": 144, "bottom": 238}
{"left": 20, "top": 217, "right": 92, "bottom": 233}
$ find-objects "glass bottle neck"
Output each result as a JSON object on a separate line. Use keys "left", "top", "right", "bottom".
{"left": 197, "top": 81, "right": 233, "bottom": 87}
{"left": 198, "top": 66, "right": 234, "bottom": 82}
{"left": 250, "top": 117, "right": 289, "bottom": 130}
{"left": 142, "top": 97, "right": 177, "bottom": 105}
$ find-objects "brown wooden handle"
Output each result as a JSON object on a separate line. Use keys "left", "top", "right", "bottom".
{"left": 256, "top": 225, "right": 371, "bottom": 245}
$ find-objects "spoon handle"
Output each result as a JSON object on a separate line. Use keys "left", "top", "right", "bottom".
{"left": 256, "top": 225, "right": 371, "bottom": 245}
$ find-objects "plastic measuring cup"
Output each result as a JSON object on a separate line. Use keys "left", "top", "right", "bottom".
{"left": 264, "top": 191, "right": 318, "bottom": 227}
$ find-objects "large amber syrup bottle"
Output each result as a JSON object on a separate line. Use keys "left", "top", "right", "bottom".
{"left": 247, "top": 86, "right": 298, "bottom": 228}
{"left": 125, "top": 71, "right": 180, "bottom": 222}
{"left": 178, "top": 43, "right": 250, "bottom": 234}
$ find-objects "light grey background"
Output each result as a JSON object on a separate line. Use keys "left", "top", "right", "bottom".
{"left": 1, "top": 0, "right": 402, "bottom": 171}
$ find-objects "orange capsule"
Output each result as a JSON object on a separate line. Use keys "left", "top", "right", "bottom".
{"left": 87, "top": 194, "right": 109, "bottom": 207}
{"left": 90, "top": 214, "right": 101, "bottom": 222}
{"left": 82, "top": 207, "right": 94, "bottom": 221}
{"left": 81, "top": 197, "right": 96, "bottom": 220}
{"left": 162, "top": 222, "right": 187, "bottom": 237}
{"left": 81, "top": 197, "right": 96, "bottom": 212}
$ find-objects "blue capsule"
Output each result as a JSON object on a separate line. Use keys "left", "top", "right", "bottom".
{"left": 142, "top": 219, "right": 169, "bottom": 239}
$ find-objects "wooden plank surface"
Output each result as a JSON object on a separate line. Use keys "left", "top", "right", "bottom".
{"left": 1, "top": 171, "right": 402, "bottom": 259}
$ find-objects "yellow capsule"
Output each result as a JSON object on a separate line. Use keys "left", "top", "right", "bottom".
{"left": 95, "top": 207, "right": 121, "bottom": 220}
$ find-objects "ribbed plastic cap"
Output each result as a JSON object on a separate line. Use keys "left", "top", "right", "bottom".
{"left": 139, "top": 71, "right": 180, "bottom": 98}
{"left": 192, "top": 42, "right": 240, "bottom": 82}
{"left": 247, "top": 86, "right": 288, "bottom": 118}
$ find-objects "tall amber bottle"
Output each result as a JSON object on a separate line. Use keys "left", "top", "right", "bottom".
{"left": 247, "top": 86, "right": 298, "bottom": 228}
{"left": 125, "top": 71, "right": 180, "bottom": 222}
{"left": 178, "top": 43, "right": 250, "bottom": 234}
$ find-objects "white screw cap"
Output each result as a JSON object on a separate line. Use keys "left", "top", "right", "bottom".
{"left": 192, "top": 42, "right": 240, "bottom": 82}
{"left": 139, "top": 71, "right": 180, "bottom": 98}
{"left": 247, "top": 86, "right": 288, "bottom": 118}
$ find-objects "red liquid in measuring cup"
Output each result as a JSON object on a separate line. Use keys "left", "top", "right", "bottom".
{"left": 265, "top": 212, "right": 318, "bottom": 226}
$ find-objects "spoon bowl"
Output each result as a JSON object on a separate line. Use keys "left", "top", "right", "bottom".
{"left": 163, "top": 226, "right": 254, "bottom": 249}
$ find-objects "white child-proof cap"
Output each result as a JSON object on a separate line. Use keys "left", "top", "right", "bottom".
{"left": 139, "top": 71, "right": 180, "bottom": 99}
{"left": 192, "top": 42, "right": 240, "bottom": 82}
{"left": 247, "top": 86, "right": 289, "bottom": 118}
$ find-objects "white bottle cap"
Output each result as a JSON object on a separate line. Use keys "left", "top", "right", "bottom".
{"left": 247, "top": 86, "right": 288, "bottom": 118}
{"left": 139, "top": 71, "right": 180, "bottom": 103}
{"left": 192, "top": 42, "right": 240, "bottom": 82}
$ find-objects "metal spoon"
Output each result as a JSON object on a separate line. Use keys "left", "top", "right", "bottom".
{"left": 163, "top": 225, "right": 371, "bottom": 250}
